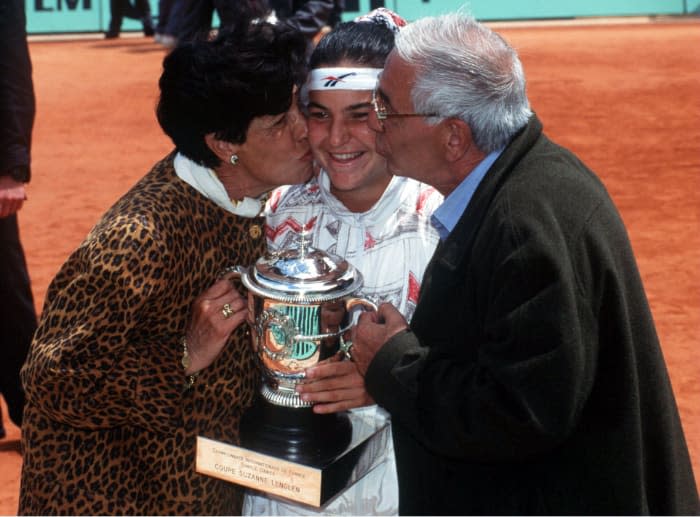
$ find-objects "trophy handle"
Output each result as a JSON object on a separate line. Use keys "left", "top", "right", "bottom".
{"left": 339, "top": 297, "right": 377, "bottom": 360}
{"left": 344, "top": 297, "right": 378, "bottom": 314}
{"left": 218, "top": 265, "right": 247, "bottom": 280}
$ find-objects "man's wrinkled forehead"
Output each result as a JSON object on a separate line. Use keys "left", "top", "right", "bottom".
{"left": 377, "top": 52, "right": 414, "bottom": 104}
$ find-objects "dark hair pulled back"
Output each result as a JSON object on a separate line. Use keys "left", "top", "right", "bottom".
{"left": 309, "top": 19, "right": 396, "bottom": 69}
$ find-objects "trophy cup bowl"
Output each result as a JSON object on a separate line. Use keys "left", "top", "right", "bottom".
{"left": 228, "top": 246, "right": 376, "bottom": 464}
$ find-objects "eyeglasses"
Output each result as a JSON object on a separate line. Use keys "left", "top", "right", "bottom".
{"left": 371, "top": 87, "right": 439, "bottom": 128}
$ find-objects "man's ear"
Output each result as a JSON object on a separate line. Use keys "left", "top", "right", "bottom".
{"left": 204, "top": 133, "right": 238, "bottom": 164}
{"left": 443, "top": 119, "right": 474, "bottom": 162}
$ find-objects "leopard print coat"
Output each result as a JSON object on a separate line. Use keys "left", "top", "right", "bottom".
{"left": 20, "top": 153, "right": 265, "bottom": 515}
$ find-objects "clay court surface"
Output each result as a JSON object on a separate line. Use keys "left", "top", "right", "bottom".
{"left": 1, "top": 17, "right": 699, "bottom": 513}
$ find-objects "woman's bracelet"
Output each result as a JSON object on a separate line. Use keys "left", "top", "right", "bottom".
{"left": 181, "top": 336, "right": 197, "bottom": 391}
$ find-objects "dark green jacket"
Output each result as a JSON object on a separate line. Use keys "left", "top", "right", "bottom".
{"left": 366, "top": 115, "right": 699, "bottom": 515}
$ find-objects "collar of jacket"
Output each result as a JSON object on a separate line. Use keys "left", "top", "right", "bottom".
{"left": 436, "top": 113, "right": 544, "bottom": 272}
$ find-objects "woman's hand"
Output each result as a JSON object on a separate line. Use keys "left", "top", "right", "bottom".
{"left": 184, "top": 273, "right": 247, "bottom": 374}
{"left": 296, "top": 354, "right": 374, "bottom": 413}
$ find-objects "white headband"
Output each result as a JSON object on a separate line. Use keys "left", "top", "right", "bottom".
{"left": 307, "top": 67, "right": 382, "bottom": 91}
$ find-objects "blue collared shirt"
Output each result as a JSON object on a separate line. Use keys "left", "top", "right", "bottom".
{"left": 431, "top": 149, "right": 503, "bottom": 240}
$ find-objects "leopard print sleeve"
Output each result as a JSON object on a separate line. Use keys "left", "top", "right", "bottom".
{"left": 21, "top": 212, "right": 184, "bottom": 435}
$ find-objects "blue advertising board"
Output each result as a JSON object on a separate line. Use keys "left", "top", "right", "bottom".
{"left": 26, "top": 0, "right": 697, "bottom": 35}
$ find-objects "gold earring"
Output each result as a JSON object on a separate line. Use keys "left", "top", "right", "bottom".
{"left": 230, "top": 154, "right": 239, "bottom": 165}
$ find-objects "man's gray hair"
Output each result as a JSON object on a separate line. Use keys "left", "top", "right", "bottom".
{"left": 394, "top": 13, "right": 532, "bottom": 153}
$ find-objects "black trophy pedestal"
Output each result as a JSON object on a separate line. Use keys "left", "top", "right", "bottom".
{"left": 195, "top": 401, "right": 389, "bottom": 507}
{"left": 240, "top": 398, "right": 352, "bottom": 466}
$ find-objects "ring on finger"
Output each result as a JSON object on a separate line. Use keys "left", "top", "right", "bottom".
{"left": 221, "top": 303, "right": 234, "bottom": 319}
{"left": 344, "top": 344, "right": 354, "bottom": 361}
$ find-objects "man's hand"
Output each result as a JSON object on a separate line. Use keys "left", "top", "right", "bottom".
{"left": 297, "top": 354, "right": 374, "bottom": 413}
{"left": 0, "top": 175, "right": 28, "bottom": 218}
{"left": 352, "top": 303, "right": 408, "bottom": 376}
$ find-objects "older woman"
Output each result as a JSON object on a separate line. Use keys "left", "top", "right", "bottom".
{"left": 19, "top": 19, "right": 312, "bottom": 516}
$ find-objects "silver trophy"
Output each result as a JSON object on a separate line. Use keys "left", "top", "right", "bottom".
{"left": 229, "top": 244, "right": 376, "bottom": 463}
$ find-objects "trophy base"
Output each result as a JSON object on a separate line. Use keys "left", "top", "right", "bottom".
{"left": 195, "top": 404, "right": 390, "bottom": 507}
{"left": 240, "top": 398, "right": 352, "bottom": 465}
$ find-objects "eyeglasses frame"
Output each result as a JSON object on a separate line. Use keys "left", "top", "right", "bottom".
{"left": 371, "top": 87, "right": 439, "bottom": 125}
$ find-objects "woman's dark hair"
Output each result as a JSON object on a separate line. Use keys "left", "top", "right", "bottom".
{"left": 308, "top": 19, "right": 396, "bottom": 69}
{"left": 157, "top": 19, "right": 307, "bottom": 168}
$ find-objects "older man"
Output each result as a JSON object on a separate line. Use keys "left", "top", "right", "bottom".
{"left": 351, "top": 13, "right": 698, "bottom": 515}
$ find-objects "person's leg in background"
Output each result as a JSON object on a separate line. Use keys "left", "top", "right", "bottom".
{"left": 105, "top": 0, "right": 126, "bottom": 38}
{"left": 158, "top": 0, "right": 184, "bottom": 47}
{"left": 329, "top": 0, "right": 344, "bottom": 27}
{"left": 173, "top": 0, "right": 214, "bottom": 43}
{"left": 133, "top": 0, "right": 156, "bottom": 36}
{"left": 0, "top": 214, "right": 37, "bottom": 436}
{"left": 155, "top": 0, "right": 176, "bottom": 41}
{"left": 106, "top": 0, "right": 155, "bottom": 38}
